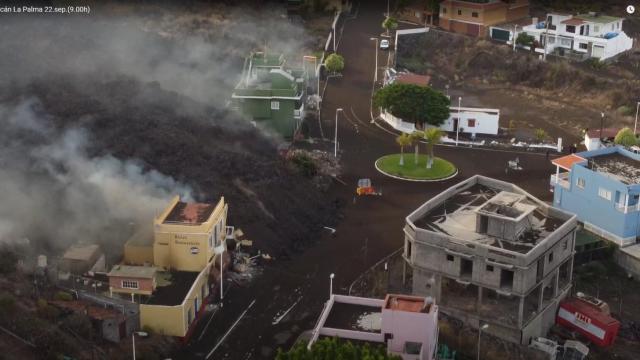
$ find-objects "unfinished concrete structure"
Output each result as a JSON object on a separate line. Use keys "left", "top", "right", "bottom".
{"left": 403, "top": 175, "right": 577, "bottom": 344}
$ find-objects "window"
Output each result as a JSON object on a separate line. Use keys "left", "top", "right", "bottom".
{"left": 467, "top": 119, "right": 476, "bottom": 128}
{"left": 565, "top": 25, "right": 575, "bottom": 33}
{"left": 548, "top": 252, "right": 554, "bottom": 263}
{"left": 457, "top": 9, "right": 462, "bottom": 15}
{"left": 500, "top": 269, "right": 514, "bottom": 289}
{"left": 446, "top": 254, "right": 454, "bottom": 261}
{"left": 576, "top": 178, "right": 585, "bottom": 189}
{"left": 598, "top": 187, "right": 612, "bottom": 201}
{"left": 122, "top": 280, "right": 139, "bottom": 289}
{"left": 404, "top": 342, "right": 422, "bottom": 355}
{"left": 270, "top": 101, "right": 279, "bottom": 110}
{"left": 442, "top": 7, "right": 446, "bottom": 14}
{"left": 579, "top": 43, "right": 588, "bottom": 50}
{"left": 486, "top": 265, "right": 494, "bottom": 272}
{"left": 472, "top": 12, "right": 478, "bottom": 18}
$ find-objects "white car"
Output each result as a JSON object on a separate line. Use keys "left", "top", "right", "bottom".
{"left": 380, "top": 39, "right": 389, "bottom": 50}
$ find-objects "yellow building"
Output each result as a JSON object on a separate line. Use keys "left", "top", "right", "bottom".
{"left": 439, "top": 0, "right": 529, "bottom": 37}
{"left": 153, "top": 195, "right": 228, "bottom": 272}
{"left": 113, "top": 195, "right": 231, "bottom": 338}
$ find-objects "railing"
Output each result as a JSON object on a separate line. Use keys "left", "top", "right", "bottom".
{"left": 293, "top": 104, "right": 304, "bottom": 119}
{"left": 550, "top": 173, "right": 570, "bottom": 189}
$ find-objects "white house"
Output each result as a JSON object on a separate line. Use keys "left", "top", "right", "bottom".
{"left": 308, "top": 294, "right": 439, "bottom": 360}
{"left": 381, "top": 107, "right": 500, "bottom": 136}
{"left": 521, "top": 12, "right": 633, "bottom": 60}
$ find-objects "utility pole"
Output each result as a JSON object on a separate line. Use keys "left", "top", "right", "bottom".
{"left": 600, "top": 112, "right": 605, "bottom": 142}
{"left": 456, "top": 97, "right": 462, "bottom": 146}
{"left": 513, "top": 25, "right": 518, "bottom": 52}
{"left": 335, "top": 108, "right": 343, "bottom": 158}
{"left": 370, "top": 38, "right": 379, "bottom": 83}
{"left": 634, "top": 101, "right": 639, "bottom": 135}
{"left": 543, "top": 16, "right": 550, "bottom": 61}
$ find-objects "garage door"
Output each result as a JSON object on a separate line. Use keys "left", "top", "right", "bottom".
{"left": 467, "top": 23, "right": 480, "bottom": 36}
{"left": 491, "top": 28, "right": 510, "bottom": 42}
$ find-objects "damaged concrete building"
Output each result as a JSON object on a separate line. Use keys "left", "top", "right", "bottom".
{"left": 403, "top": 175, "right": 577, "bottom": 344}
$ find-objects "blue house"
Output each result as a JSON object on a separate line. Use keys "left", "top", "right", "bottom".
{"left": 550, "top": 146, "right": 640, "bottom": 246}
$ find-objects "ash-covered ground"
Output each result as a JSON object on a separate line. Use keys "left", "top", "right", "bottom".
{"left": 0, "top": 3, "right": 338, "bottom": 257}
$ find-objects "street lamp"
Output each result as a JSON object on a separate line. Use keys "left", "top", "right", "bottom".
{"left": 445, "top": 84, "right": 449, "bottom": 99}
{"left": 477, "top": 324, "right": 489, "bottom": 360}
{"left": 329, "top": 273, "right": 335, "bottom": 298}
{"left": 634, "top": 101, "right": 639, "bottom": 135}
{"left": 335, "top": 108, "right": 343, "bottom": 158}
{"left": 456, "top": 96, "right": 462, "bottom": 146}
{"left": 513, "top": 25, "right": 518, "bottom": 52}
{"left": 370, "top": 37, "right": 379, "bottom": 83}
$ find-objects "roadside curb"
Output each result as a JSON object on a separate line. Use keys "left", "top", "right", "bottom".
{"left": 374, "top": 157, "right": 459, "bottom": 182}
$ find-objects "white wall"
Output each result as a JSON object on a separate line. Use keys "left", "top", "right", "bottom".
{"left": 381, "top": 107, "right": 499, "bottom": 136}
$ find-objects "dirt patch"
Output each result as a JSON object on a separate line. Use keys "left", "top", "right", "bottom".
{"left": 396, "top": 30, "right": 640, "bottom": 145}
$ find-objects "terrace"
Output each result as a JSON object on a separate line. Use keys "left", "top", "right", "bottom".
{"left": 413, "top": 184, "right": 564, "bottom": 254}
{"left": 145, "top": 271, "right": 198, "bottom": 306}
{"left": 163, "top": 201, "right": 215, "bottom": 225}
{"left": 587, "top": 152, "right": 640, "bottom": 185}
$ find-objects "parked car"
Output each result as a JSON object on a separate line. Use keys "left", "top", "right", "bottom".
{"left": 380, "top": 39, "right": 389, "bottom": 50}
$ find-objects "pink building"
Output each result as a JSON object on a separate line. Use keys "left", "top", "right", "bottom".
{"left": 309, "top": 294, "right": 439, "bottom": 360}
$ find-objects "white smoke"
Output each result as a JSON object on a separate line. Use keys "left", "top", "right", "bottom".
{"left": 0, "top": 99, "right": 192, "bottom": 250}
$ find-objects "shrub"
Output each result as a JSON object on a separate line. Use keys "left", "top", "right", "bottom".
{"left": 515, "top": 33, "right": 534, "bottom": 47}
{"left": 534, "top": 128, "right": 548, "bottom": 143}
{"left": 291, "top": 153, "right": 318, "bottom": 177}
{"left": 0, "top": 247, "right": 18, "bottom": 274}
{"left": 324, "top": 53, "right": 345, "bottom": 73}
{"left": 614, "top": 127, "right": 637, "bottom": 147}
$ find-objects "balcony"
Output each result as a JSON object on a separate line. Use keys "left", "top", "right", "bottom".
{"left": 293, "top": 103, "right": 305, "bottom": 119}
{"left": 550, "top": 173, "right": 570, "bottom": 189}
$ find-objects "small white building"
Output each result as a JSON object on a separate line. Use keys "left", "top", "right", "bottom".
{"left": 381, "top": 106, "right": 500, "bottom": 136}
{"left": 308, "top": 294, "right": 439, "bottom": 360}
{"left": 521, "top": 12, "right": 633, "bottom": 60}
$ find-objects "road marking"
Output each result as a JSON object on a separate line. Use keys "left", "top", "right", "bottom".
{"left": 196, "top": 306, "right": 220, "bottom": 342}
{"left": 205, "top": 299, "right": 256, "bottom": 359}
{"left": 272, "top": 297, "right": 302, "bottom": 325}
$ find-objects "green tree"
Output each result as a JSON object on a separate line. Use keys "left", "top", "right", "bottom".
{"left": 382, "top": 17, "right": 398, "bottom": 36}
{"left": 396, "top": 133, "right": 412, "bottom": 166}
{"left": 516, "top": 33, "right": 534, "bottom": 48}
{"left": 424, "top": 128, "right": 443, "bottom": 169}
{"left": 324, "top": 53, "right": 345, "bottom": 74}
{"left": 374, "top": 83, "right": 450, "bottom": 129}
{"left": 614, "top": 127, "right": 637, "bottom": 147}
{"left": 410, "top": 131, "right": 424, "bottom": 165}
{"left": 276, "top": 337, "right": 401, "bottom": 360}
{"left": 534, "top": 128, "right": 548, "bottom": 143}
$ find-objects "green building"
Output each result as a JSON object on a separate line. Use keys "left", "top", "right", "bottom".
{"left": 232, "top": 52, "right": 307, "bottom": 139}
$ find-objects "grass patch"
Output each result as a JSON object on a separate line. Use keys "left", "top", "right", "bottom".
{"left": 376, "top": 154, "right": 456, "bottom": 180}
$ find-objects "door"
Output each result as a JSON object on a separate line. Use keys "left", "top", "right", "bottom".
{"left": 453, "top": 118, "right": 459, "bottom": 132}
{"left": 467, "top": 23, "right": 480, "bottom": 37}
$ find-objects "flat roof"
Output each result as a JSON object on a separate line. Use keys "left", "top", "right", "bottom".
{"left": 63, "top": 244, "right": 101, "bottom": 261}
{"left": 145, "top": 271, "right": 198, "bottom": 306}
{"left": 50, "top": 300, "right": 124, "bottom": 321}
{"left": 412, "top": 183, "right": 565, "bottom": 254}
{"left": 324, "top": 302, "right": 382, "bottom": 333}
{"left": 163, "top": 201, "right": 215, "bottom": 225}
{"left": 562, "top": 18, "right": 586, "bottom": 26}
{"left": 576, "top": 14, "right": 620, "bottom": 24}
{"left": 552, "top": 154, "right": 586, "bottom": 171}
{"left": 395, "top": 73, "right": 431, "bottom": 87}
{"left": 108, "top": 265, "right": 157, "bottom": 279}
{"left": 587, "top": 152, "right": 640, "bottom": 185}
{"left": 384, "top": 294, "right": 434, "bottom": 313}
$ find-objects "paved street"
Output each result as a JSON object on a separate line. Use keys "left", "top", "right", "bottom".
{"left": 179, "top": 2, "right": 560, "bottom": 359}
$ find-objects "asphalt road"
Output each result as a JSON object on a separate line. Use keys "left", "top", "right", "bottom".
{"left": 179, "top": 2, "right": 559, "bottom": 359}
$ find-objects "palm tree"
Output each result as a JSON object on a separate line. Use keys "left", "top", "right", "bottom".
{"left": 396, "top": 133, "right": 412, "bottom": 166}
{"left": 410, "top": 131, "right": 423, "bottom": 166}
{"left": 423, "top": 128, "right": 443, "bottom": 169}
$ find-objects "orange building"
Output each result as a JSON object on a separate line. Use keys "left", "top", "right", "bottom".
{"left": 439, "top": 0, "right": 529, "bottom": 37}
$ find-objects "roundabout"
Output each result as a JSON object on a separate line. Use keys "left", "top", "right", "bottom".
{"left": 375, "top": 154, "right": 458, "bottom": 182}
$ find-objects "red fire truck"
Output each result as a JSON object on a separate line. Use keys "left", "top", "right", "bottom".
{"left": 556, "top": 297, "right": 620, "bottom": 347}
